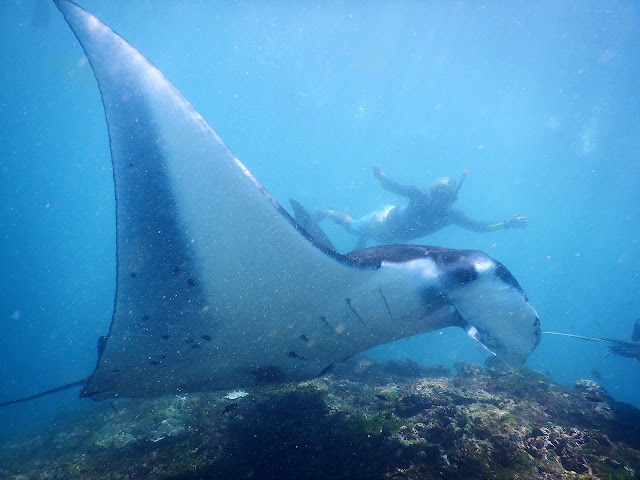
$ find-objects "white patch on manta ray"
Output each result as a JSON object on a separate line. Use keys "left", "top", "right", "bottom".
{"left": 472, "top": 258, "right": 494, "bottom": 274}
{"left": 381, "top": 257, "right": 440, "bottom": 282}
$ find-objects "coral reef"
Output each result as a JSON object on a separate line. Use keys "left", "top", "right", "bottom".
{"left": 1, "top": 358, "right": 639, "bottom": 479}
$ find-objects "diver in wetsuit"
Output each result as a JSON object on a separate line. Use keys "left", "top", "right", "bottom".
{"left": 320, "top": 165, "right": 527, "bottom": 249}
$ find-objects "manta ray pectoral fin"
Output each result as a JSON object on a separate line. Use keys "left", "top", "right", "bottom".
{"left": 53, "top": 0, "right": 389, "bottom": 399}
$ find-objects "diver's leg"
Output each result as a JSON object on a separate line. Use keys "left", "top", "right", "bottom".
{"left": 322, "top": 209, "right": 358, "bottom": 234}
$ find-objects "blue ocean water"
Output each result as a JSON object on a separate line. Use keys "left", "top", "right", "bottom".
{"left": 0, "top": 0, "right": 638, "bottom": 440}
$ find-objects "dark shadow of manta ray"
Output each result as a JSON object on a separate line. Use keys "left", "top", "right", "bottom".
{"left": 1, "top": 0, "right": 541, "bottom": 405}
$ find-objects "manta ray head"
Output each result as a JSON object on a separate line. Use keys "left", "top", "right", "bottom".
{"left": 347, "top": 245, "right": 542, "bottom": 366}
{"left": 434, "top": 249, "right": 542, "bottom": 365}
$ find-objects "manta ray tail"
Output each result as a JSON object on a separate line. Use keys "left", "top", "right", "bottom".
{"left": 542, "top": 331, "right": 616, "bottom": 344}
{"left": 543, "top": 330, "right": 640, "bottom": 361}
{"left": 0, "top": 378, "right": 88, "bottom": 407}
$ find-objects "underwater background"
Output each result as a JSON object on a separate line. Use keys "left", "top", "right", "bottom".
{"left": 0, "top": 0, "right": 638, "bottom": 441}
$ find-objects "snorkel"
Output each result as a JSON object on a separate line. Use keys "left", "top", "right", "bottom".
{"left": 454, "top": 169, "right": 469, "bottom": 200}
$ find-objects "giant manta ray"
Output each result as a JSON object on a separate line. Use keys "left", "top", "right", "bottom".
{"left": 4, "top": 0, "right": 542, "bottom": 404}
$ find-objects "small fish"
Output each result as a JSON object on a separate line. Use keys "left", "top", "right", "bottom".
{"left": 221, "top": 403, "right": 238, "bottom": 415}
{"left": 225, "top": 390, "right": 249, "bottom": 400}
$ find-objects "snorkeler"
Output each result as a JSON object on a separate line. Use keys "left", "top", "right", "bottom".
{"left": 320, "top": 165, "right": 528, "bottom": 248}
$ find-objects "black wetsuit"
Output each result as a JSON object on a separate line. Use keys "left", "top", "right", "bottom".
{"left": 353, "top": 175, "right": 494, "bottom": 244}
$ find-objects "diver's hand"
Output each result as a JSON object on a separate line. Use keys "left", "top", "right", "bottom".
{"left": 371, "top": 164, "right": 385, "bottom": 179}
{"left": 505, "top": 214, "right": 528, "bottom": 229}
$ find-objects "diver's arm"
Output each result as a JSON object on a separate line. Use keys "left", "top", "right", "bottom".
{"left": 452, "top": 210, "right": 528, "bottom": 233}
{"left": 371, "top": 165, "right": 422, "bottom": 199}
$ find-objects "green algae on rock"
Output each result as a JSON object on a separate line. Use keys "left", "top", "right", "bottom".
{"left": 1, "top": 358, "right": 639, "bottom": 480}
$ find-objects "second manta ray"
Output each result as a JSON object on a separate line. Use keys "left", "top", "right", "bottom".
{"left": 40, "top": 1, "right": 541, "bottom": 401}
